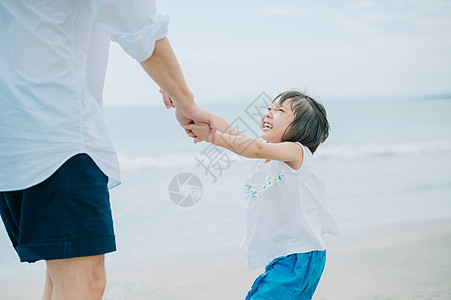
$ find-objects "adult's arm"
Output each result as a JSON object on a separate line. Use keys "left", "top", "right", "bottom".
{"left": 140, "top": 38, "right": 216, "bottom": 139}
{"left": 140, "top": 38, "right": 192, "bottom": 108}
{"left": 90, "top": 0, "right": 216, "bottom": 138}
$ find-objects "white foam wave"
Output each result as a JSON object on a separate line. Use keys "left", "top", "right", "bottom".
{"left": 316, "top": 139, "right": 451, "bottom": 159}
{"left": 118, "top": 139, "right": 451, "bottom": 172}
{"left": 118, "top": 153, "right": 197, "bottom": 172}
{"left": 118, "top": 152, "right": 251, "bottom": 173}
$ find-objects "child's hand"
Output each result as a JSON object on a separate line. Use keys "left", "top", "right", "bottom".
{"left": 181, "top": 123, "right": 213, "bottom": 143}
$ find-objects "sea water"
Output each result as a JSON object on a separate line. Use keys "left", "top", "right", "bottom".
{"left": 1, "top": 96, "right": 450, "bottom": 277}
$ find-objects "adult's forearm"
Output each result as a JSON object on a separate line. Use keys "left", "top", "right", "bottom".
{"left": 140, "top": 37, "right": 194, "bottom": 108}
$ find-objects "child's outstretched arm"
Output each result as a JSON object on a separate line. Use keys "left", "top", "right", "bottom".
{"left": 182, "top": 123, "right": 303, "bottom": 166}
{"left": 207, "top": 111, "right": 245, "bottom": 136}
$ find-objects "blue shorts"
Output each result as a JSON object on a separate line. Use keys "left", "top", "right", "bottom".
{"left": 246, "top": 251, "right": 326, "bottom": 300}
{"left": 0, "top": 154, "right": 116, "bottom": 263}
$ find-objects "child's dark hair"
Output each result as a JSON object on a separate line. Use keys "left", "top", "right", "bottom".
{"left": 275, "top": 90, "right": 329, "bottom": 154}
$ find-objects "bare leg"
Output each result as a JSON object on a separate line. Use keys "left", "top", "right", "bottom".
{"left": 42, "top": 267, "right": 53, "bottom": 300}
{"left": 45, "top": 254, "right": 106, "bottom": 300}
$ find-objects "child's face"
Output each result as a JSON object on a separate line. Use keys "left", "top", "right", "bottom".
{"left": 260, "top": 97, "right": 295, "bottom": 143}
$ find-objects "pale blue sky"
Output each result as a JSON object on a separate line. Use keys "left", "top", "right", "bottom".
{"left": 103, "top": 0, "right": 451, "bottom": 107}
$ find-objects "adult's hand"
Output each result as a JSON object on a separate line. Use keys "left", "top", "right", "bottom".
{"left": 178, "top": 104, "right": 217, "bottom": 143}
{"left": 161, "top": 89, "right": 175, "bottom": 109}
{"left": 160, "top": 89, "right": 193, "bottom": 137}
{"left": 160, "top": 89, "right": 216, "bottom": 143}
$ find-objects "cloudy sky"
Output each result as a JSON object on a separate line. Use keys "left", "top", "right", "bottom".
{"left": 103, "top": 0, "right": 451, "bottom": 107}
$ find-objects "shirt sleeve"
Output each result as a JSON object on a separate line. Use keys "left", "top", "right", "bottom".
{"left": 90, "top": 0, "right": 169, "bottom": 62}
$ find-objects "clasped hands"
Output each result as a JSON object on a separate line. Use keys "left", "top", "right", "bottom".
{"left": 160, "top": 89, "right": 216, "bottom": 144}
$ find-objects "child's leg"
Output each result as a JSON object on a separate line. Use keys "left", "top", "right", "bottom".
{"left": 245, "top": 251, "right": 326, "bottom": 300}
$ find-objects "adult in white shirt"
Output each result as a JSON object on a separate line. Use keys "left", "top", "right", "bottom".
{"left": 0, "top": 1, "right": 215, "bottom": 299}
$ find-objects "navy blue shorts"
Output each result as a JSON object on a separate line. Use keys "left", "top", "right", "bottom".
{"left": 0, "top": 154, "right": 116, "bottom": 263}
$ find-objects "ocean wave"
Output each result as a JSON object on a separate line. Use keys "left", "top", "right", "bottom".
{"left": 117, "top": 152, "right": 251, "bottom": 173}
{"left": 118, "top": 153, "right": 197, "bottom": 172}
{"left": 316, "top": 139, "right": 451, "bottom": 159}
{"left": 117, "top": 139, "right": 451, "bottom": 172}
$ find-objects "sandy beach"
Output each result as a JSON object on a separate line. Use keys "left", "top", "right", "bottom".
{"left": 1, "top": 218, "right": 450, "bottom": 299}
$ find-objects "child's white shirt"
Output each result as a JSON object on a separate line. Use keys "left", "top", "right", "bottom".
{"left": 241, "top": 143, "right": 341, "bottom": 269}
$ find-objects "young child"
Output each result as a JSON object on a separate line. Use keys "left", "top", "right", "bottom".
{"left": 176, "top": 90, "right": 340, "bottom": 299}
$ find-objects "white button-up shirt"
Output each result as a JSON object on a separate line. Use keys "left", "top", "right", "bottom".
{"left": 0, "top": 0, "right": 168, "bottom": 191}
